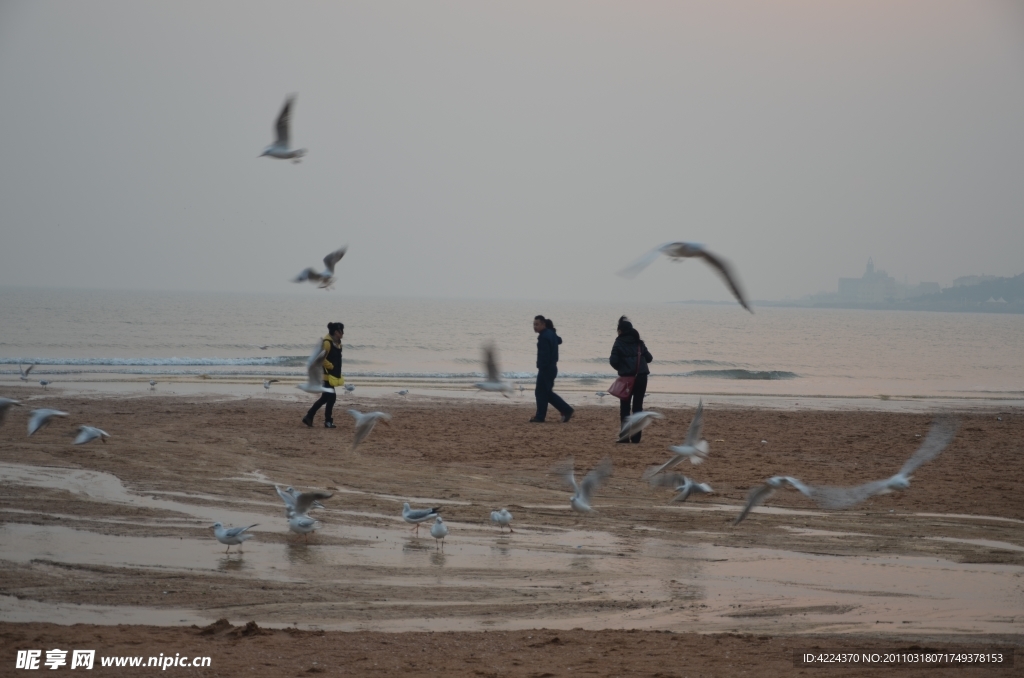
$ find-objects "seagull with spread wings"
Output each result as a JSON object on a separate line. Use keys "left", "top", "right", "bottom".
{"left": 293, "top": 246, "right": 347, "bottom": 289}
{"left": 73, "top": 426, "right": 110, "bottom": 445}
{"left": 19, "top": 364, "right": 34, "bottom": 381}
{"left": 275, "top": 485, "right": 333, "bottom": 517}
{"left": 618, "top": 410, "right": 664, "bottom": 443}
{"left": 648, "top": 472, "right": 714, "bottom": 503}
{"left": 646, "top": 400, "right": 710, "bottom": 475}
{"left": 348, "top": 409, "right": 391, "bottom": 450}
{"left": 619, "top": 242, "right": 752, "bottom": 312}
{"left": 0, "top": 398, "right": 22, "bottom": 425}
{"left": 733, "top": 476, "right": 813, "bottom": 525}
{"left": 560, "top": 457, "right": 613, "bottom": 513}
{"left": 297, "top": 341, "right": 332, "bottom": 394}
{"left": 474, "top": 343, "right": 513, "bottom": 397}
{"left": 260, "top": 95, "right": 306, "bottom": 162}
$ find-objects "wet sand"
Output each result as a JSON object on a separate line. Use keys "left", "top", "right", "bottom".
{"left": 1, "top": 392, "right": 1022, "bottom": 675}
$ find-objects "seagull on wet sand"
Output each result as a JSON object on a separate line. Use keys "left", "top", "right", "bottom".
{"left": 560, "top": 457, "right": 613, "bottom": 513}
{"left": 430, "top": 515, "right": 449, "bottom": 551}
{"left": 490, "top": 508, "right": 514, "bottom": 533}
{"left": 28, "top": 409, "right": 68, "bottom": 436}
{"left": 343, "top": 384, "right": 355, "bottom": 393}
{"left": 263, "top": 379, "right": 279, "bottom": 392}
{"left": 210, "top": 522, "right": 258, "bottom": 553}
{"left": 474, "top": 343, "right": 513, "bottom": 397}
{"left": 595, "top": 392, "right": 607, "bottom": 401}
{"left": 260, "top": 95, "right": 306, "bottom": 162}
{"left": 348, "top": 409, "right": 391, "bottom": 450}
{"left": 809, "top": 418, "right": 958, "bottom": 509}
{"left": 286, "top": 509, "right": 320, "bottom": 541}
{"left": 149, "top": 380, "right": 157, "bottom": 390}
{"left": 275, "top": 485, "right": 332, "bottom": 517}
{"left": 73, "top": 426, "right": 110, "bottom": 445}
{"left": 39, "top": 380, "right": 51, "bottom": 390}
{"left": 646, "top": 400, "right": 709, "bottom": 475}
{"left": 403, "top": 503, "right": 440, "bottom": 536}
{"left": 619, "top": 242, "right": 752, "bottom": 313}
{"left": 648, "top": 472, "right": 713, "bottom": 503}
{"left": 618, "top": 410, "right": 664, "bottom": 442}
{"left": 297, "top": 341, "right": 332, "bottom": 394}
{"left": 294, "top": 247, "right": 347, "bottom": 289}
{"left": 0, "top": 398, "right": 22, "bottom": 425}
{"left": 734, "top": 476, "right": 813, "bottom": 525}
{"left": 19, "top": 364, "right": 34, "bottom": 381}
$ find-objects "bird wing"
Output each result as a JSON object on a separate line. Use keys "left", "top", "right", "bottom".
{"left": 557, "top": 460, "right": 580, "bottom": 493}
{"left": 683, "top": 399, "right": 705, "bottom": 447}
{"left": 275, "top": 96, "right": 294, "bottom": 145}
{"left": 22, "top": 364, "right": 34, "bottom": 377}
{"left": 780, "top": 476, "right": 813, "bottom": 497}
{"left": 483, "top": 344, "right": 501, "bottom": 382}
{"left": 617, "top": 245, "right": 666, "bottom": 279}
{"left": 226, "top": 524, "right": 258, "bottom": 537}
{"left": 322, "top": 246, "right": 348, "bottom": 274}
{"left": 810, "top": 479, "right": 891, "bottom": 509}
{"left": 579, "top": 458, "right": 613, "bottom": 502}
{"left": 275, "top": 485, "right": 296, "bottom": 508}
{"left": 648, "top": 472, "right": 689, "bottom": 489}
{"left": 73, "top": 427, "right": 95, "bottom": 445}
{"left": 294, "top": 267, "right": 326, "bottom": 283}
{"left": 405, "top": 507, "right": 438, "bottom": 521}
{"left": 696, "top": 249, "right": 752, "bottom": 313}
{"left": 28, "top": 409, "right": 66, "bottom": 436}
{"left": 899, "top": 418, "right": 958, "bottom": 476}
{"left": 733, "top": 484, "right": 775, "bottom": 525}
{"left": 293, "top": 490, "right": 333, "bottom": 514}
{"left": 306, "top": 343, "right": 327, "bottom": 384}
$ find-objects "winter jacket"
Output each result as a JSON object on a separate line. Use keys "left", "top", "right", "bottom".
{"left": 536, "top": 328, "right": 562, "bottom": 371}
{"left": 320, "top": 335, "right": 344, "bottom": 387}
{"left": 609, "top": 335, "right": 652, "bottom": 376}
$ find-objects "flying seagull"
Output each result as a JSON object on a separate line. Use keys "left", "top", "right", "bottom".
{"left": 490, "top": 508, "right": 514, "bottom": 533}
{"left": 210, "top": 522, "right": 258, "bottom": 553}
{"left": 0, "top": 397, "right": 22, "bottom": 425}
{"left": 348, "top": 409, "right": 391, "bottom": 450}
{"left": 474, "top": 343, "right": 513, "bottom": 397}
{"left": 618, "top": 410, "right": 664, "bottom": 442}
{"left": 19, "top": 364, "right": 34, "bottom": 381}
{"left": 293, "top": 246, "right": 347, "bottom": 289}
{"left": 810, "top": 418, "right": 958, "bottom": 509}
{"left": 430, "top": 515, "right": 449, "bottom": 551}
{"left": 275, "top": 485, "right": 333, "bottom": 517}
{"left": 645, "top": 400, "right": 709, "bottom": 475}
{"left": 263, "top": 379, "right": 279, "bottom": 392}
{"left": 297, "top": 341, "right": 332, "bottom": 394}
{"left": 648, "top": 472, "right": 713, "bottom": 503}
{"left": 619, "top": 242, "right": 752, "bottom": 312}
{"left": 733, "top": 476, "right": 813, "bottom": 525}
{"left": 402, "top": 503, "right": 440, "bottom": 536}
{"left": 560, "top": 457, "right": 613, "bottom": 513}
{"left": 260, "top": 95, "right": 306, "bottom": 162}
{"left": 28, "top": 409, "right": 68, "bottom": 436}
{"left": 73, "top": 426, "right": 110, "bottom": 445}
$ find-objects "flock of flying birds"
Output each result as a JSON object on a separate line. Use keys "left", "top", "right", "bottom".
{"left": 3, "top": 96, "right": 956, "bottom": 554}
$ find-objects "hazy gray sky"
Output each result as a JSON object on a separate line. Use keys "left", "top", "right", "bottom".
{"left": 1, "top": 1, "right": 1022, "bottom": 303}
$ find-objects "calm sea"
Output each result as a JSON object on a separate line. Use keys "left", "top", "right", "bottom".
{"left": 1, "top": 287, "right": 1023, "bottom": 400}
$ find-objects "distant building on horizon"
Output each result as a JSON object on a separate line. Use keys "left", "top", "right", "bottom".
{"left": 838, "top": 258, "right": 939, "bottom": 303}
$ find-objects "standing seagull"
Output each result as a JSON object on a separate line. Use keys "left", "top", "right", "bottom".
{"left": 430, "top": 515, "right": 449, "bottom": 551}
{"left": 73, "top": 426, "right": 110, "bottom": 445}
{"left": 474, "top": 343, "right": 513, "bottom": 397}
{"left": 297, "top": 341, "right": 332, "bottom": 394}
{"left": 293, "top": 246, "right": 347, "bottom": 289}
{"left": 286, "top": 509, "right": 320, "bottom": 541}
{"left": 402, "top": 503, "right": 441, "bottom": 536}
{"left": 647, "top": 472, "right": 713, "bottom": 503}
{"left": 19, "top": 364, "right": 34, "bottom": 381}
{"left": 27, "top": 409, "right": 68, "bottom": 436}
{"left": 646, "top": 400, "right": 709, "bottom": 475}
{"left": 343, "top": 384, "right": 355, "bottom": 394}
{"left": 149, "top": 380, "right": 157, "bottom": 390}
{"left": 619, "top": 242, "right": 752, "bottom": 313}
{"left": 560, "top": 457, "right": 613, "bottom": 513}
{"left": 210, "top": 522, "right": 258, "bottom": 554}
{"left": 810, "top": 418, "right": 958, "bottom": 509}
{"left": 39, "top": 380, "right": 51, "bottom": 390}
{"left": 733, "top": 476, "right": 813, "bottom": 525}
{"left": 348, "top": 409, "right": 391, "bottom": 450}
{"left": 490, "top": 508, "right": 514, "bottom": 533}
{"left": 618, "top": 411, "right": 664, "bottom": 442}
{"left": 0, "top": 397, "right": 22, "bottom": 425}
{"left": 260, "top": 95, "right": 306, "bottom": 162}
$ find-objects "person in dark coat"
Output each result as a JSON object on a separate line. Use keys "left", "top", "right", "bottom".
{"left": 531, "top": 315, "right": 574, "bottom": 423}
{"left": 609, "top": 315, "right": 653, "bottom": 443}
{"left": 302, "top": 322, "right": 344, "bottom": 428}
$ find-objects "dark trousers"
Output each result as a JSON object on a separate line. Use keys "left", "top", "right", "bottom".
{"left": 535, "top": 368, "right": 571, "bottom": 420}
{"left": 619, "top": 373, "right": 648, "bottom": 442}
{"left": 305, "top": 383, "right": 337, "bottom": 423}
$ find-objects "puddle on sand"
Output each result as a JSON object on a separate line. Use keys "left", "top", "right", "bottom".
{"left": 926, "top": 536, "right": 1024, "bottom": 553}
{"left": 0, "top": 595, "right": 210, "bottom": 627}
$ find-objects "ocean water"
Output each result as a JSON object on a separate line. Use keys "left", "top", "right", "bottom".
{"left": 1, "top": 287, "right": 1023, "bottom": 400}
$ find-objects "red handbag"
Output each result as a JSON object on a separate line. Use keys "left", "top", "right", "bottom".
{"left": 608, "top": 344, "right": 642, "bottom": 400}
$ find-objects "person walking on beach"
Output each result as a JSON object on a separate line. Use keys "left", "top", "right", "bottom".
{"left": 302, "top": 322, "right": 345, "bottom": 428}
{"left": 610, "top": 315, "right": 653, "bottom": 443}
{"left": 531, "top": 315, "right": 574, "bottom": 423}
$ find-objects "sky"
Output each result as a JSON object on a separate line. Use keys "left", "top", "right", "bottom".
{"left": 1, "top": 1, "right": 1022, "bottom": 303}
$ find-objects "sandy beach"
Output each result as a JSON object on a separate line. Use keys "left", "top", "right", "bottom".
{"left": 1, "top": 390, "right": 1021, "bottom": 675}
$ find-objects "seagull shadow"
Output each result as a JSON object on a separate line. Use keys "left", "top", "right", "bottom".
{"left": 430, "top": 551, "right": 447, "bottom": 567}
